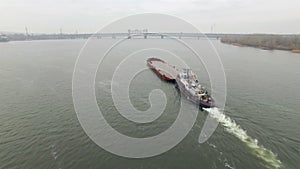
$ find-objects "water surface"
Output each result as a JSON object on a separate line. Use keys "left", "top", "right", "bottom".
{"left": 0, "top": 39, "right": 299, "bottom": 169}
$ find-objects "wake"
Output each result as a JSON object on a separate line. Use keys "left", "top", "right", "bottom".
{"left": 204, "top": 107, "right": 282, "bottom": 169}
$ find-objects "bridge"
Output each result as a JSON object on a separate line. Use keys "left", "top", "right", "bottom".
{"left": 7, "top": 30, "right": 229, "bottom": 41}
{"left": 68, "top": 32, "right": 222, "bottom": 39}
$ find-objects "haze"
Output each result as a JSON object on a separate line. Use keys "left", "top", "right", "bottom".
{"left": 1, "top": 0, "right": 299, "bottom": 34}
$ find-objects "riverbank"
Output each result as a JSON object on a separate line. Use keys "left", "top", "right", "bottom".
{"left": 292, "top": 49, "right": 300, "bottom": 53}
{"left": 221, "top": 34, "right": 300, "bottom": 53}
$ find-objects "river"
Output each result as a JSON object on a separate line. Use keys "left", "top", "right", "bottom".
{"left": 0, "top": 39, "right": 299, "bottom": 169}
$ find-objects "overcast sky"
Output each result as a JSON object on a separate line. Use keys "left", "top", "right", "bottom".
{"left": 1, "top": 0, "right": 300, "bottom": 34}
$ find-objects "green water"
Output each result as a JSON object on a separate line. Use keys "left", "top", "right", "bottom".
{"left": 0, "top": 39, "right": 299, "bottom": 169}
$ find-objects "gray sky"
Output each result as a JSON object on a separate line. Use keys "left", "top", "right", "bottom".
{"left": 1, "top": 0, "right": 300, "bottom": 33}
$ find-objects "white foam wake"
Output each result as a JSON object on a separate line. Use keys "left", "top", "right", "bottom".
{"left": 204, "top": 108, "right": 282, "bottom": 169}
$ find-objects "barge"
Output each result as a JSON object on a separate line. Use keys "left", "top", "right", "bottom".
{"left": 147, "top": 58, "right": 178, "bottom": 83}
{"left": 147, "top": 57, "right": 215, "bottom": 110}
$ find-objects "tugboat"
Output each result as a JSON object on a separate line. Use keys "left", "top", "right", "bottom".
{"left": 147, "top": 58, "right": 178, "bottom": 83}
{"left": 175, "top": 69, "right": 214, "bottom": 110}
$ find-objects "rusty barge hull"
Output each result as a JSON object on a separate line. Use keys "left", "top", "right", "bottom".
{"left": 147, "top": 58, "right": 178, "bottom": 83}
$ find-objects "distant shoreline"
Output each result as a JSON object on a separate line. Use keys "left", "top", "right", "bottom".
{"left": 292, "top": 49, "right": 300, "bottom": 53}
{"left": 222, "top": 41, "right": 300, "bottom": 53}
{"left": 221, "top": 35, "right": 300, "bottom": 54}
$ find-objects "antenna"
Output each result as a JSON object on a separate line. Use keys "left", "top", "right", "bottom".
{"left": 211, "top": 23, "right": 216, "bottom": 33}
{"left": 25, "top": 27, "right": 29, "bottom": 36}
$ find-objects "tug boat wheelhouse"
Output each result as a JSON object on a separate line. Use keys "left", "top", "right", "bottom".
{"left": 175, "top": 69, "right": 214, "bottom": 109}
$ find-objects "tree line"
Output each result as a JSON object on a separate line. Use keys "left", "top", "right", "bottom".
{"left": 221, "top": 34, "right": 300, "bottom": 51}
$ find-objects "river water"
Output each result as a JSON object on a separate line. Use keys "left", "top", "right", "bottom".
{"left": 0, "top": 39, "right": 299, "bottom": 169}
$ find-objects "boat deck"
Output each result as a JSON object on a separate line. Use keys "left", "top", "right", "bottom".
{"left": 150, "top": 60, "right": 179, "bottom": 80}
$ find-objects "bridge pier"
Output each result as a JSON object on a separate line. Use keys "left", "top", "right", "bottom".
{"left": 161, "top": 35, "right": 164, "bottom": 39}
